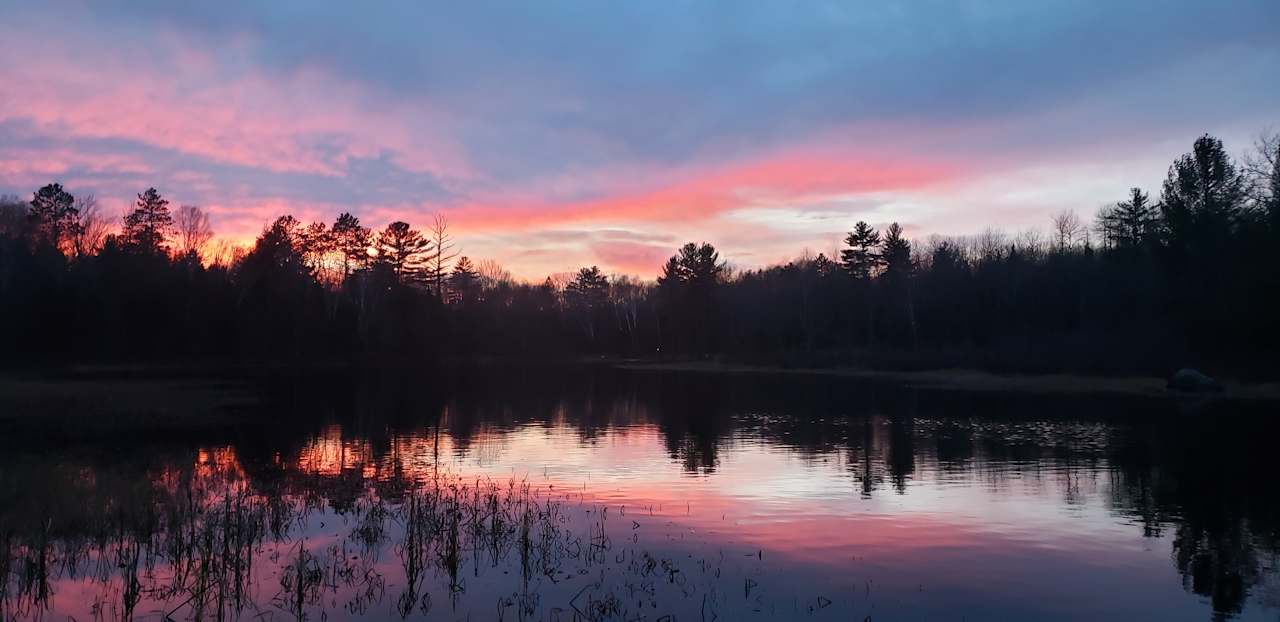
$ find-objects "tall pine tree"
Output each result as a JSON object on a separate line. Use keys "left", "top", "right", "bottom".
{"left": 449, "top": 256, "right": 480, "bottom": 302}
{"left": 29, "top": 183, "right": 78, "bottom": 252}
{"left": 375, "top": 221, "right": 432, "bottom": 282}
{"left": 331, "top": 212, "right": 371, "bottom": 278}
{"left": 1159, "top": 135, "right": 1246, "bottom": 251}
{"left": 1100, "top": 187, "right": 1156, "bottom": 248}
{"left": 123, "top": 187, "right": 174, "bottom": 254}
{"left": 840, "top": 221, "right": 882, "bottom": 279}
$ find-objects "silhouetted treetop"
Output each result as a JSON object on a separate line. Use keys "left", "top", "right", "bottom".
{"left": 566, "top": 266, "right": 609, "bottom": 308}
{"left": 1160, "top": 134, "right": 1247, "bottom": 249}
{"left": 1099, "top": 187, "right": 1156, "bottom": 249}
{"left": 1, "top": 129, "right": 1279, "bottom": 373}
{"left": 331, "top": 212, "right": 372, "bottom": 277}
{"left": 242, "top": 215, "right": 307, "bottom": 273}
{"left": 659, "top": 242, "right": 724, "bottom": 288}
{"left": 123, "top": 187, "right": 174, "bottom": 254}
{"left": 376, "top": 221, "right": 432, "bottom": 282}
{"left": 450, "top": 256, "right": 479, "bottom": 302}
{"left": 880, "top": 223, "right": 912, "bottom": 279}
{"left": 29, "top": 183, "right": 78, "bottom": 251}
{"left": 841, "top": 221, "right": 882, "bottom": 279}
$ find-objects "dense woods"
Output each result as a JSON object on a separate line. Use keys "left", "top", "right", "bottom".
{"left": 2, "top": 132, "right": 1278, "bottom": 376}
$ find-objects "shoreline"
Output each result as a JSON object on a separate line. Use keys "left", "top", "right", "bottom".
{"left": 4, "top": 360, "right": 1278, "bottom": 409}
{"left": 615, "top": 360, "right": 1280, "bottom": 401}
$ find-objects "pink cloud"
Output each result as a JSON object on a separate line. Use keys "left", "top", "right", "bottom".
{"left": 449, "top": 148, "right": 958, "bottom": 232}
{"left": 0, "top": 22, "right": 967, "bottom": 280}
{"left": 325, "top": 146, "right": 962, "bottom": 278}
{"left": 589, "top": 240, "right": 672, "bottom": 276}
{"left": 0, "top": 147, "right": 154, "bottom": 181}
{"left": 0, "top": 33, "right": 471, "bottom": 180}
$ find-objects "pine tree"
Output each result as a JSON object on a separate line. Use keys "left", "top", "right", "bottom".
{"left": 879, "top": 222, "right": 917, "bottom": 344}
{"left": 122, "top": 187, "right": 174, "bottom": 254}
{"left": 565, "top": 266, "right": 610, "bottom": 341}
{"left": 657, "top": 243, "right": 724, "bottom": 353}
{"left": 840, "top": 221, "right": 882, "bottom": 279}
{"left": 449, "top": 256, "right": 479, "bottom": 302}
{"left": 246, "top": 215, "right": 306, "bottom": 271}
{"left": 1100, "top": 187, "right": 1156, "bottom": 248}
{"left": 375, "top": 221, "right": 432, "bottom": 281}
{"left": 657, "top": 255, "right": 685, "bottom": 288}
{"left": 811, "top": 252, "right": 836, "bottom": 277}
{"left": 566, "top": 266, "right": 609, "bottom": 307}
{"left": 658, "top": 242, "right": 723, "bottom": 287}
{"left": 298, "top": 221, "right": 333, "bottom": 275}
{"left": 880, "top": 223, "right": 912, "bottom": 279}
{"left": 29, "top": 183, "right": 78, "bottom": 251}
{"left": 1159, "top": 134, "right": 1246, "bottom": 249}
{"left": 331, "top": 212, "right": 371, "bottom": 278}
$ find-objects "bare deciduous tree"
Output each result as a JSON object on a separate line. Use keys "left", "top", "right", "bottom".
{"left": 609, "top": 274, "right": 648, "bottom": 346}
{"left": 476, "top": 258, "right": 513, "bottom": 289}
{"left": 0, "top": 194, "right": 25, "bottom": 239}
{"left": 72, "top": 194, "right": 110, "bottom": 258}
{"left": 206, "top": 239, "right": 247, "bottom": 268}
{"left": 1051, "top": 210, "right": 1083, "bottom": 250}
{"left": 427, "top": 213, "right": 458, "bottom": 301}
{"left": 174, "top": 204, "right": 213, "bottom": 258}
{"left": 546, "top": 272, "right": 574, "bottom": 299}
{"left": 1244, "top": 128, "right": 1279, "bottom": 209}
{"left": 975, "top": 227, "right": 1007, "bottom": 264}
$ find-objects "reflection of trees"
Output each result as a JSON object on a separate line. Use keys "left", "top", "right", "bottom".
{"left": 224, "top": 371, "right": 1280, "bottom": 619}
{"left": 622, "top": 372, "right": 1280, "bottom": 618}
{"left": 0, "top": 445, "right": 280, "bottom": 621}
{"left": 1174, "top": 525, "right": 1254, "bottom": 621}
{"left": 1107, "top": 414, "right": 1280, "bottom": 619}
{"left": 3, "top": 369, "right": 1278, "bottom": 620}
{"left": 0, "top": 445, "right": 627, "bottom": 621}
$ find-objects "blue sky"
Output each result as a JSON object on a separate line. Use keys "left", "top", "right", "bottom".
{"left": 1, "top": 1, "right": 1276, "bottom": 275}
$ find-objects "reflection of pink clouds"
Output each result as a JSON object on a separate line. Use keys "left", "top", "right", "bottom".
{"left": 356, "top": 422, "right": 1133, "bottom": 582}
{"left": 32, "top": 420, "right": 1181, "bottom": 622}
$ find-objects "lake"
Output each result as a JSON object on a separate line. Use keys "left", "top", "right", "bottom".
{"left": 0, "top": 366, "right": 1277, "bottom": 621}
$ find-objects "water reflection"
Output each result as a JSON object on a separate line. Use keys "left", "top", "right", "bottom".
{"left": 1, "top": 367, "right": 1278, "bottom": 620}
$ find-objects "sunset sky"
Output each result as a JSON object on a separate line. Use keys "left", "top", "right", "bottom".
{"left": 2, "top": 1, "right": 1277, "bottom": 278}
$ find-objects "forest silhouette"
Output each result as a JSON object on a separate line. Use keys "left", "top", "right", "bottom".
{"left": 2, "top": 131, "right": 1278, "bottom": 376}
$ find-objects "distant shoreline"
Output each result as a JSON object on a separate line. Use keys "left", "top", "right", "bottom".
{"left": 4, "top": 360, "right": 1278, "bottom": 420}
{"left": 615, "top": 360, "right": 1280, "bottom": 401}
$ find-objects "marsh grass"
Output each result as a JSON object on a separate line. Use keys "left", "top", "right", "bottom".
{"left": 0, "top": 463, "right": 743, "bottom": 622}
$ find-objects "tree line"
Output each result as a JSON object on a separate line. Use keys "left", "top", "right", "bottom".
{"left": 2, "top": 131, "right": 1277, "bottom": 375}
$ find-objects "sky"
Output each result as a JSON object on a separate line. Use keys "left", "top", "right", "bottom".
{"left": 1, "top": 1, "right": 1277, "bottom": 278}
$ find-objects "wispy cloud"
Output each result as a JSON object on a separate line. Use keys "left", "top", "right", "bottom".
{"left": 1, "top": 1, "right": 1276, "bottom": 277}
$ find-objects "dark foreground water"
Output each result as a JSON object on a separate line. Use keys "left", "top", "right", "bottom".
{"left": 1, "top": 367, "right": 1278, "bottom": 621}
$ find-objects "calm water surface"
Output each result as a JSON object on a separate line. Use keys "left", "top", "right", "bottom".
{"left": 1, "top": 368, "right": 1277, "bottom": 621}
